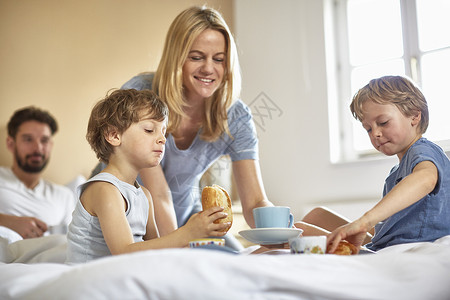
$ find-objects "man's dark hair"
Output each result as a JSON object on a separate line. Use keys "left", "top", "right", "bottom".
{"left": 7, "top": 106, "right": 58, "bottom": 138}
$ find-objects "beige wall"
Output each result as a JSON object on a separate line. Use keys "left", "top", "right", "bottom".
{"left": 0, "top": 0, "right": 233, "bottom": 185}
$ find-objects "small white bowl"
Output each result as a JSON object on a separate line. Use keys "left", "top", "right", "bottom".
{"left": 289, "top": 236, "right": 326, "bottom": 254}
{"left": 189, "top": 238, "right": 225, "bottom": 248}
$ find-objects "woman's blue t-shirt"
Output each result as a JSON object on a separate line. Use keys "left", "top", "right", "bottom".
{"left": 122, "top": 73, "right": 259, "bottom": 226}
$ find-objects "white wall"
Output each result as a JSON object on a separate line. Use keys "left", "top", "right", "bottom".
{"left": 233, "top": 0, "right": 397, "bottom": 220}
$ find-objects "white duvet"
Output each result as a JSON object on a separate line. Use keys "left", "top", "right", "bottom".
{"left": 1, "top": 232, "right": 450, "bottom": 300}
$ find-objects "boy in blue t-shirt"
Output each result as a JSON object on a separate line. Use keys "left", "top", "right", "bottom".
{"left": 300, "top": 76, "right": 450, "bottom": 253}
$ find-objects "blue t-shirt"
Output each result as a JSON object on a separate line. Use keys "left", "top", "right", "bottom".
{"left": 366, "top": 138, "right": 450, "bottom": 251}
{"left": 122, "top": 73, "right": 259, "bottom": 226}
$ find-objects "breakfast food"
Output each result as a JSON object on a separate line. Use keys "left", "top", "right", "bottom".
{"left": 331, "top": 240, "right": 358, "bottom": 255}
{"left": 201, "top": 185, "right": 233, "bottom": 233}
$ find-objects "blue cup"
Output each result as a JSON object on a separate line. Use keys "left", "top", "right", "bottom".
{"left": 253, "top": 206, "right": 294, "bottom": 228}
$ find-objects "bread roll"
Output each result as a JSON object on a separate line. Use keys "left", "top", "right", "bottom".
{"left": 332, "top": 240, "right": 358, "bottom": 255}
{"left": 201, "top": 184, "right": 233, "bottom": 233}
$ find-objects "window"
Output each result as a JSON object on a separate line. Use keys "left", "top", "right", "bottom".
{"left": 328, "top": 0, "right": 450, "bottom": 163}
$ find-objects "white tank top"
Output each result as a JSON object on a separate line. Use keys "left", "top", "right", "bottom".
{"left": 66, "top": 172, "right": 149, "bottom": 264}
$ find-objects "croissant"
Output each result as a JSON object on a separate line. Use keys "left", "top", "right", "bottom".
{"left": 331, "top": 240, "right": 358, "bottom": 255}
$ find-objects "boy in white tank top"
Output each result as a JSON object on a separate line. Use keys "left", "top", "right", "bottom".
{"left": 66, "top": 89, "right": 229, "bottom": 263}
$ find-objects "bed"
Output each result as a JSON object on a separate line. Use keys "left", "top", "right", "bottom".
{"left": 1, "top": 228, "right": 450, "bottom": 300}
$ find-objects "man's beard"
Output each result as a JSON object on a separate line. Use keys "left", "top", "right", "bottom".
{"left": 15, "top": 150, "right": 49, "bottom": 173}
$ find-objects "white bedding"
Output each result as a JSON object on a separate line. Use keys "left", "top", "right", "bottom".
{"left": 1, "top": 235, "right": 450, "bottom": 300}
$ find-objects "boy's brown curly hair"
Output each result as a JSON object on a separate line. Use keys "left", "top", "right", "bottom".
{"left": 87, "top": 89, "right": 168, "bottom": 163}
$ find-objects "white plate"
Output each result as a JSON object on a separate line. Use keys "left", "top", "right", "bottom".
{"left": 239, "top": 228, "right": 303, "bottom": 245}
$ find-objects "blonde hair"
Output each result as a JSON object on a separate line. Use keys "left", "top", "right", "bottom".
{"left": 153, "top": 5, "right": 241, "bottom": 141}
{"left": 350, "top": 75, "right": 429, "bottom": 134}
{"left": 87, "top": 89, "right": 168, "bottom": 163}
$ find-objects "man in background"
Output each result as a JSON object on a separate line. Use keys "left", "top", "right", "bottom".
{"left": 0, "top": 106, "right": 75, "bottom": 239}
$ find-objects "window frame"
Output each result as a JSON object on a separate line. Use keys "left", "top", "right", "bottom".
{"left": 328, "top": 0, "right": 450, "bottom": 164}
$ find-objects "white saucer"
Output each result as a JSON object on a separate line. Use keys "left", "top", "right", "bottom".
{"left": 239, "top": 228, "right": 303, "bottom": 245}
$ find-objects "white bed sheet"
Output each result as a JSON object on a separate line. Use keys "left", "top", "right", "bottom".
{"left": 1, "top": 235, "right": 450, "bottom": 300}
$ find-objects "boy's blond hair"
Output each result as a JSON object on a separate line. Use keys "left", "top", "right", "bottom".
{"left": 87, "top": 89, "right": 168, "bottom": 163}
{"left": 350, "top": 75, "right": 429, "bottom": 134}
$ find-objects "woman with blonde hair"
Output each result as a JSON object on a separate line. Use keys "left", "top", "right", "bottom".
{"left": 114, "top": 6, "right": 273, "bottom": 249}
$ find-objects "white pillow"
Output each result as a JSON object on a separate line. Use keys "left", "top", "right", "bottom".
{"left": 1, "top": 234, "right": 67, "bottom": 264}
{"left": 0, "top": 225, "right": 22, "bottom": 243}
